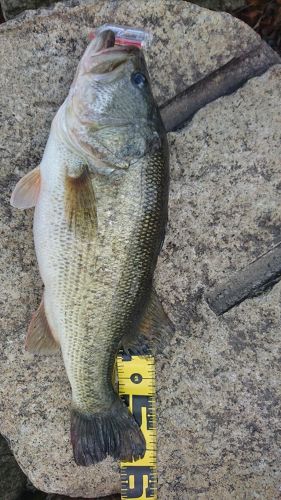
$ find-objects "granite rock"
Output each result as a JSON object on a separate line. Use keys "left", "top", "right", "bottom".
{"left": 156, "top": 64, "right": 281, "bottom": 499}
{"left": 47, "top": 496, "right": 121, "bottom": 500}
{"left": 0, "top": 434, "right": 27, "bottom": 499}
{"left": 0, "top": 0, "right": 261, "bottom": 108}
{"left": 190, "top": 0, "right": 245, "bottom": 11}
{"left": 0, "top": 0, "right": 281, "bottom": 498}
{"left": 0, "top": 0, "right": 59, "bottom": 20}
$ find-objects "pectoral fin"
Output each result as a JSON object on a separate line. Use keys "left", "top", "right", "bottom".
{"left": 122, "top": 289, "right": 175, "bottom": 355}
{"left": 65, "top": 167, "right": 97, "bottom": 240}
{"left": 26, "top": 299, "right": 60, "bottom": 354}
{"left": 10, "top": 167, "right": 40, "bottom": 209}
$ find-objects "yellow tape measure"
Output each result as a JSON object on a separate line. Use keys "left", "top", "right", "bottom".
{"left": 117, "top": 353, "right": 157, "bottom": 500}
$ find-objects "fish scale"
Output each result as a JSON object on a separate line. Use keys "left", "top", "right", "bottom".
{"left": 67, "top": 150, "right": 168, "bottom": 412}
{"left": 34, "top": 142, "right": 168, "bottom": 413}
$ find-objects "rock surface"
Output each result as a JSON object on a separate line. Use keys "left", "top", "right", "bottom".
{"left": 47, "top": 496, "right": 120, "bottom": 500}
{"left": 191, "top": 0, "right": 245, "bottom": 11}
{"left": 0, "top": 434, "right": 27, "bottom": 499}
{"left": 0, "top": 0, "right": 59, "bottom": 20}
{"left": 0, "top": 0, "right": 281, "bottom": 498}
{"left": 156, "top": 64, "right": 281, "bottom": 499}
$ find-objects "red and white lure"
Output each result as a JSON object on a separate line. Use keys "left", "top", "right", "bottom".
{"left": 89, "top": 23, "right": 153, "bottom": 49}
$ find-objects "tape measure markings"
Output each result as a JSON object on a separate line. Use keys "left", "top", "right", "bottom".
{"left": 117, "top": 353, "right": 157, "bottom": 500}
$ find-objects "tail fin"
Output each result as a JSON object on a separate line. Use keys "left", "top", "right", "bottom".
{"left": 71, "top": 401, "right": 146, "bottom": 466}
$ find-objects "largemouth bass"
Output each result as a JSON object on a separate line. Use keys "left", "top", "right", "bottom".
{"left": 11, "top": 29, "right": 173, "bottom": 466}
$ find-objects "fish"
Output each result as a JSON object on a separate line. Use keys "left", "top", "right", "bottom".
{"left": 10, "top": 29, "right": 174, "bottom": 466}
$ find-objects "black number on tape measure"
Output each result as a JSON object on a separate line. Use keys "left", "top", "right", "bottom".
{"left": 132, "top": 395, "right": 154, "bottom": 429}
{"left": 121, "top": 394, "right": 154, "bottom": 430}
{"left": 122, "top": 466, "right": 155, "bottom": 498}
{"left": 130, "top": 373, "right": 143, "bottom": 384}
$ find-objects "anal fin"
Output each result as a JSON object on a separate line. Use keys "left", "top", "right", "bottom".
{"left": 122, "top": 289, "right": 175, "bottom": 355}
{"left": 26, "top": 299, "right": 60, "bottom": 354}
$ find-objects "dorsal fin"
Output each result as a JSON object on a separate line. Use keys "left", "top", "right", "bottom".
{"left": 65, "top": 167, "right": 97, "bottom": 240}
{"left": 10, "top": 167, "right": 41, "bottom": 209}
{"left": 26, "top": 299, "right": 60, "bottom": 354}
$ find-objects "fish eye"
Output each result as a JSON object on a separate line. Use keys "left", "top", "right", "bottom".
{"left": 131, "top": 71, "right": 147, "bottom": 88}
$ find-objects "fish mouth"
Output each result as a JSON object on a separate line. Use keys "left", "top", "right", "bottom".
{"left": 94, "top": 29, "right": 116, "bottom": 52}
{"left": 82, "top": 30, "right": 138, "bottom": 78}
{"left": 92, "top": 29, "right": 137, "bottom": 55}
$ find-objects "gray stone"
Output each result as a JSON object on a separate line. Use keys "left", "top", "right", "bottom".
{"left": 0, "top": 0, "right": 59, "bottom": 20}
{"left": 156, "top": 64, "right": 281, "bottom": 499}
{"left": 0, "top": 0, "right": 261, "bottom": 108}
{"left": 190, "top": 0, "right": 245, "bottom": 11}
{"left": 47, "top": 496, "right": 120, "bottom": 499}
{"left": 0, "top": 0, "right": 280, "bottom": 498}
{"left": 0, "top": 434, "right": 26, "bottom": 499}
